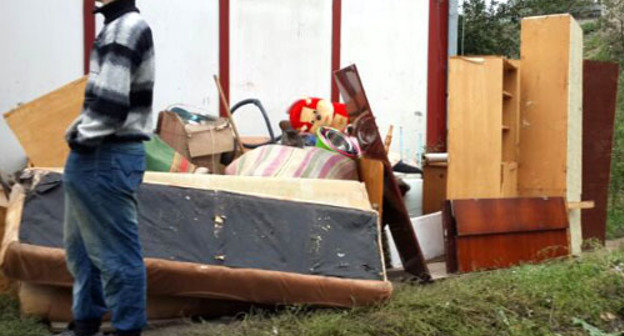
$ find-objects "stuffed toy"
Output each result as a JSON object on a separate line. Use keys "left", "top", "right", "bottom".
{"left": 288, "top": 97, "right": 349, "bottom": 133}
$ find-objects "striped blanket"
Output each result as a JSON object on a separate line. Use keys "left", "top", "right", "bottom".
{"left": 225, "top": 145, "right": 358, "bottom": 180}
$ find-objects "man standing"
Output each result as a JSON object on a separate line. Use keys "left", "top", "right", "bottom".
{"left": 61, "top": 0, "right": 154, "bottom": 335}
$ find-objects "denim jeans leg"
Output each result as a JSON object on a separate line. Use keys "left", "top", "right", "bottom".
{"left": 64, "top": 159, "right": 108, "bottom": 323}
{"left": 63, "top": 143, "right": 147, "bottom": 333}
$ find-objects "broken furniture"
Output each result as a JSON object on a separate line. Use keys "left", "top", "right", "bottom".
{"left": 581, "top": 60, "right": 620, "bottom": 245}
{"left": 334, "top": 65, "right": 430, "bottom": 280}
{"left": 1, "top": 169, "right": 391, "bottom": 322}
{"left": 443, "top": 15, "right": 586, "bottom": 272}
{"left": 3, "top": 77, "right": 87, "bottom": 167}
{"left": 443, "top": 197, "right": 570, "bottom": 273}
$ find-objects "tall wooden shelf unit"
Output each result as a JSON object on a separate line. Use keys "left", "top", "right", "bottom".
{"left": 447, "top": 56, "right": 521, "bottom": 200}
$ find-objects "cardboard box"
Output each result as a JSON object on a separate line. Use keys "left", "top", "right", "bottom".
{"left": 156, "top": 111, "right": 236, "bottom": 173}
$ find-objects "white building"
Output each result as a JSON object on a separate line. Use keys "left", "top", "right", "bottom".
{"left": 0, "top": 0, "right": 456, "bottom": 173}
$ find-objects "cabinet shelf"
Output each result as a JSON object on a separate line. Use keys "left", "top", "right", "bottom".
{"left": 504, "top": 59, "right": 518, "bottom": 72}
{"left": 503, "top": 91, "right": 513, "bottom": 100}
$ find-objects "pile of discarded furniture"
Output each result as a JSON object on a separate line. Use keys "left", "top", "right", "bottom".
{"left": 0, "top": 13, "right": 620, "bottom": 324}
{"left": 423, "top": 14, "right": 620, "bottom": 273}
{"left": 1, "top": 59, "right": 431, "bottom": 322}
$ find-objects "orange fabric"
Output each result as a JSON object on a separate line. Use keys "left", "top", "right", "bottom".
{"left": 3, "top": 243, "right": 392, "bottom": 308}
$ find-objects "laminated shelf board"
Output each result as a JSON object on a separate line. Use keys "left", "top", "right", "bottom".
{"left": 1, "top": 170, "right": 392, "bottom": 317}
{"left": 582, "top": 61, "right": 620, "bottom": 244}
{"left": 447, "top": 56, "right": 520, "bottom": 200}
{"left": 3, "top": 77, "right": 87, "bottom": 167}
{"left": 519, "top": 14, "right": 583, "bottom": 254}
{"left": 443, "top": 197, "right": 570, "bottom": 273}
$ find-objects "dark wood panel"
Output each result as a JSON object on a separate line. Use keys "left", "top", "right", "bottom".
{"left": 442, "top": 201, "right": 458, "bottom": 273}
{"left": 423, "top": 164, "right": 447, "bottom": 215}
{"left": 444, "top": 197, "right": 571, "bottom": 273}
{"left": 453, "top": 197, "right": 568, "bottom": 236}
{"left": 334, "top": 65, "right": 429, "bottom": 279}
{"left": 582, "top": 60, "right": 620, "bottom": 244}
{"left": 456, "top": 230, "right": 569, "bottom": 272}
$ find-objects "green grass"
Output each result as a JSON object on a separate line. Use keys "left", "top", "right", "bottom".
{"left": 163, "top": 247, "right": 624, "bottom": 336}
{"left": 1, "top": 247, "right": 624, "bottom": 336}
{"left": 0, "top": 295, "right": 47, "bottom": 336}
{"left": 607, "top": 74, "right": 624, "bottom": 239}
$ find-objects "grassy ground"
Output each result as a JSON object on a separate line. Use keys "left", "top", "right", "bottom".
{"left": 2, "top": 247, "right": 624, "bottom": 335}
{"left": 607, "top": 74, "right": 624, "bottom": 239}
{"left": 150, "top": 247, "right": 624, "bottom": 335}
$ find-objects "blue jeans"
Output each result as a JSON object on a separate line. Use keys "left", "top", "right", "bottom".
{"left": 63, "top": 142, "right": 147, "bottom": 333}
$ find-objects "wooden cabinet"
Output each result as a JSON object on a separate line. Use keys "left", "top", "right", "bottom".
{"left": 518, "top": 14, "right": 583, "bottom": 254}
{"left": 447, "top": 56, "right": 520, "bottom": 200}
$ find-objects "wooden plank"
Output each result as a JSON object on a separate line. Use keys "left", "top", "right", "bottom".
{"left": 447, "top": 57, "right": 503, "bottom": 199}
{"left": 567, "top": 201, "right": 595, "bottom": 210}
{"left": 447, "top": 197, "right": 570, "bottom": 273}
{"left": 334, "top": 65, "right": 429, "bottom": 279}
{"left": 423, "top": 164, "right": 447, "bottom": 214}
{"left": 456, "top": 230, "right": 569, "bottom": 273}
{"left": 518, "top": 14, "right": 583, "bottom": 255}
{"left": 452, "top": 197, "right": 568, "bottom": 236}
{"left": 3, "top": 77, "right": 87, "bottom": 167}
{"left": 500, "top": 162, "right": 518, "bottom": 196}
{"left": 582, "top": 60, "right": 620, "bottom": 244}
{"left": 357, "top": 158, "right": 384, "bottom": 217}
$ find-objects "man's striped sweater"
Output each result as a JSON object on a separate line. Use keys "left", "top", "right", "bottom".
{"left": 66, "top": 0, "right": 154, "bottom": 151}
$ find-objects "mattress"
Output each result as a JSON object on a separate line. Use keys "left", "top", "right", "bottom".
{"left": 1, "top": 169, "right": 392, "bottom": 309}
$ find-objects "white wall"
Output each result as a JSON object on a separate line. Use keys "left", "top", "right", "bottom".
{"left": 0, "top": 0, "right": 84, "bottom": 173}
{"left": 230, "top": 0, "right": 333, "bottom": 137}
{"left": 1, "top": 0, "right": 431, "bottom": 171}
{"left": 137, "top": 0, "right": 220, "bottom": 118}
{"left": 341, "top": 0, "right": 429, "bottom": 166}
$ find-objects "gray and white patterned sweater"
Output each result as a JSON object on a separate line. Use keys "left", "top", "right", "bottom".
{"left": 66, "top": 0, "right": 154, "bottom": 151}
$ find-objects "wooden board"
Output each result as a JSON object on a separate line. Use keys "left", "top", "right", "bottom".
{"left": 500, "top": 162, "right": 518, "bottom": 197}
{"left": 447, "top": 57, "right": 503, "bottom": 199}
{"left": 444, "top": 197, "right": 570, "bottom": 273}
{"left": 358, "top": 158, "right": 384, "bottom": 217}
{"left": 423, "top": 164, "right": 447, "bottom": 214}
{"left": 33, "top": 168, "right": 374, "bottom": 213}
{"left": 518, "top": 14, "right": 583, "bottom": 255}
{"left": 456, "top": 231, "right": 569, "bottom": 273}
{"left": 3, "top": 77, "right": 87, "bottom": 167}
{"left": 453, "top": 197, "right": 568, "bottom": 236}
{"left": 334, "top": 65, "right": 429, "bottom": 279}
{"left": 582, "top": 60, "right": 620, "bottom": 244}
